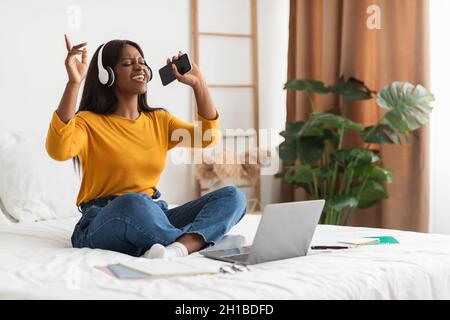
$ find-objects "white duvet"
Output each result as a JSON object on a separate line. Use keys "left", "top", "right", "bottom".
{"left": 1, "top": 214, "right": 450, "bottom": 299}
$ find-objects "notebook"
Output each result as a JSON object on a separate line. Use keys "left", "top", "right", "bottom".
{"left": 334, "top": 237, "right": 380, "bottom": 246}
{"left": 118, "top": 259, "right": 220, "bottom": 278}
{"left": 103, "top": 264, "right": 147, "bottom": 279}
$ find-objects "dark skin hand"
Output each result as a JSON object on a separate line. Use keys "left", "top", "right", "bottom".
{"left": 64, "top": 34, "right": 88, "bottom": 85}
{"left": 55, "top": 34, "right": 88, "bottom": 124}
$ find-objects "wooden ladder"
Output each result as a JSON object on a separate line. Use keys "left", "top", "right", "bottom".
{"left": 191, "top": 0, "right": 261, "bottom": 212}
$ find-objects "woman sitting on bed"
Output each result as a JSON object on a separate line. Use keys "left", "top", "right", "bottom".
{"left": 45, "top": 35, "right": 247, "bottom": 259}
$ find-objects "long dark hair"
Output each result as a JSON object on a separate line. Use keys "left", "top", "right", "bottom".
{"left": 72, "top": 40, "right": 166, "bottom": 176}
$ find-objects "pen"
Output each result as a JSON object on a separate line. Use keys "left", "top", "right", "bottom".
{"left": 310, "top": 246, "right": 349, "bottom": 250}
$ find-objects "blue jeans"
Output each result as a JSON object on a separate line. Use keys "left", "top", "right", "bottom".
{"left": 71, "top": 186, "right": 247, "bottom": 257}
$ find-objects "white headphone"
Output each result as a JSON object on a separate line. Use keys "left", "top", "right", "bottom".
{"left": 97, "top": 42, "right": 153, "bottom": 87}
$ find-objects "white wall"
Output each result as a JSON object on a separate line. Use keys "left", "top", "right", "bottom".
{"left": 0, "top": 0, "right": 289, "bottom": 206}
{"left": 430, "top": 0, "right": 450, "bottom": 234}
{"left": 258, "top": 0, "right": 289, "bottom": 207}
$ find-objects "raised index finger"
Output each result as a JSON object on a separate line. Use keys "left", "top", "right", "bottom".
{"left": 64, "top": 34, "right": 72, "bottom": 51}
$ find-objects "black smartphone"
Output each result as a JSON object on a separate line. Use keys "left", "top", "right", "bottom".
{"left": 158, "top": 53, "right": 192, "bottom": 86}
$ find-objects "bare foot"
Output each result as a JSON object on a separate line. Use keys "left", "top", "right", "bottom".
{"left": 176, "top": 233, "right": 206, "bottom": 254}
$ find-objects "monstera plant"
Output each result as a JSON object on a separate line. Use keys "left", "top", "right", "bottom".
{"left": 275, "top": 77, "right": 434, "bottom": 225}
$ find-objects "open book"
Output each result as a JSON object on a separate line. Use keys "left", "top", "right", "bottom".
{"left": 312, "top": 236, "right": 380, "bottom": 248}
{"left": 115, "top": 259, "right": 221, "bottom": 278}
{"left": 334, "top": 237, "right": 380, "bottom": 246}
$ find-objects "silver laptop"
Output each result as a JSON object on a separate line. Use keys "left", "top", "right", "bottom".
{"left": 200, "top": 200, "right": 325, "bottom": 265}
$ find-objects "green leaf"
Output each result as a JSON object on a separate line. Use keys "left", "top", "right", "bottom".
{"left": 333, "top": 149, "right": 381, "bottom": 165}
{"left": 298, "top": 136, "right": 325, "bottom": 165}
{"left": 350, "top": 181, "right": 389, "bottom": 208}
{"left": 287, "top": 121, "right": 306, "bottom": 137}
{"left": 280, "top": 121, "right": 330, "bottom": 165}
{"left": 278, "top": 133, "right": 297, "bottom": 165}
{"left": 288, "top": 121, "right": 324, "bottom": 138}
{"left": 279, "top": 122, "right": 328, "bottom": 165}
{"left": 377, "top": 82, "right": 434, "bottom": 133}
{"left": 295, "top": 118, "right": 339, "bottom": 139}
{"left": 317, "top": 168, "right": 333, "bottom": 178}
{"left": 281, "top": 167, "right": 296, "bottom": 184}
{"left": 292, "top": 165, "right": 316, "bottom": 184}
{"left": 284, "top": 79, "right": 330, "bottom": 94}
{"left": 327, "top": 195, "right": 358, "bottom": 211}
{"left": 362, "top": 124, "right": 402, "bottom": 144}
{"left": 309, "top": 112, "right": 364, "bottom": 131}
{"left": 348, "top": 164, "right": 393, "bottom": 183}
{"left": 330, "top": 76, "right": 376, "bottom": 101}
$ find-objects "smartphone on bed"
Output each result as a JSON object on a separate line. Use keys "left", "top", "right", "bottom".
{"left": 158, "top": 53, "right": 192, "bottom": 86}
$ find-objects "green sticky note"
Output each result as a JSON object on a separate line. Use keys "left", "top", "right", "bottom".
{"left": 365, "top": 236, "right": 399, "bottom": 244}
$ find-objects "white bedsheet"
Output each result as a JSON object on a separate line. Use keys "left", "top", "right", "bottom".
{"left": 1, "top": 214, "right": 450, "bottom": 299}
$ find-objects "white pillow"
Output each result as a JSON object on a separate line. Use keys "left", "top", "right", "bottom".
{"left": 0, "top": 131, "right": 81, "bottom": 223}
{"left": 0, "top": 208, "right": 13, "bottom": 225}
{"left": 0, "top": 195, "right": 18, "bottom": 225}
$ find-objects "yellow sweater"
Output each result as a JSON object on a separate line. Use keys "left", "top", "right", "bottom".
{"left": 45, "top": 108, "right": 220, "bottom": 206}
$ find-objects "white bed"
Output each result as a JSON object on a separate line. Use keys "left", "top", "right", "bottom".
{"left": 1, "top": 213, "right": 450, "bottom": 300}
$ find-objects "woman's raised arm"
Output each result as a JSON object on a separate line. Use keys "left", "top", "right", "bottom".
{"left": 56, "top": 34, "right": 88, "bottom": 123}
{"left": 45, "top": 35, "right": 89, "bottom": 161}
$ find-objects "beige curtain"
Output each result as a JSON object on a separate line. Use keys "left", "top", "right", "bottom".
{"left": 282, "top": 0, "right": 430, "bottom": 232}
